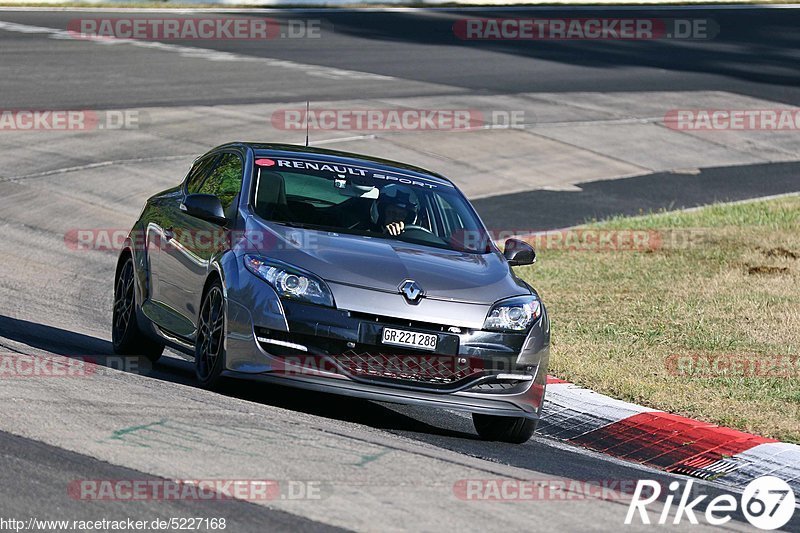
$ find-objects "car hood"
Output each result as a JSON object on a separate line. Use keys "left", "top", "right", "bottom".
{"left": 246, "top": 220, "right": 530, "bottom": 305}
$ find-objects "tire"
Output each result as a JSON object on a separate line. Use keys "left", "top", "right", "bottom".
{"left": 195, "top": 279, "right": 226, "bottom": 389}
{"left": 472, "top": 413, "right": 537, "bottom": 444}
{"left": 112, "top": 255, "right": 164, "bottom": 363}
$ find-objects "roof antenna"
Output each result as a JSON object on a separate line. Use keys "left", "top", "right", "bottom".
{"left": 304, "top": 101, "right": 310, "bottom": 147}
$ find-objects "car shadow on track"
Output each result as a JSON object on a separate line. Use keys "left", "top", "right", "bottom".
{"left": 0, "top": 315, "right": 477, "bottom": 440}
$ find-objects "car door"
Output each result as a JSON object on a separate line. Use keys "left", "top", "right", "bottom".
{"left": 159, "top": 152, "right": 244, "bottom": 335}
{"left": 147, "top": 154, "right": 217, "bottom": 311}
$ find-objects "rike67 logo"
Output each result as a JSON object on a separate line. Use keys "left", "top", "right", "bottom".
{"left": 626, "top": 476, "right": 796, "bottom": 530}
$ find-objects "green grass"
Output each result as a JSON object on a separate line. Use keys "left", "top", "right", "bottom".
{"left": 516, "top": 194, "right": 800, "bottom": 442}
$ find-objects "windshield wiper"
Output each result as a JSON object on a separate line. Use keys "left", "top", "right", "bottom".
{"left": 272, "top": 220, "right": 344, "bottom": 232}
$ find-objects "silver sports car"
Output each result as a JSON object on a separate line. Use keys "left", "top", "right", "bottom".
{"left": 113, "top": 142, "right": 550, "bottom": 443}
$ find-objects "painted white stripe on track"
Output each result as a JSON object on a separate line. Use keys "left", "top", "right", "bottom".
{"left": 0, "top": 19, "right": 393, "bottom": 81}
{"left": 539, "top": 382, "right": 656, "bottom": 440}
{"left": 722, "top": 442, "right": 800, "bottom": 493}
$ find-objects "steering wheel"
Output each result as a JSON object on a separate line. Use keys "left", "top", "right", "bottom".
{"left": 403, "top": 224, "right": 433, "bottom": 234}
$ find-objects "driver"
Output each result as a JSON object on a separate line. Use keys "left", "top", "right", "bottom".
{"left": 369, "top": 184, "right": 420, "bottom": 236}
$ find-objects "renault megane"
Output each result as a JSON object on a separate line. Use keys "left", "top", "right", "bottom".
{"left": 112, "top": 142, "right": 549, "bottom": 443}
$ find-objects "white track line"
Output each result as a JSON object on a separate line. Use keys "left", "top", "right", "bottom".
{"left": 0, "top": 19, "right": 392, "bottom": 81}
{"left": 0, "top": 154, "right": 195, "bottom": 183}
{"left": 540, "top": 382, "right": 657, "bottom": 440}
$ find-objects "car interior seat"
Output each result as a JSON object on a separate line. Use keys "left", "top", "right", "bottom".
{"left": 255, "top": 170, "right": 291, "bottom": 221}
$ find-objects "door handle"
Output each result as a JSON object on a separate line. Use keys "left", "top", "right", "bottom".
{"left": 164, "top": 227, "right": 175, "bottom": 241}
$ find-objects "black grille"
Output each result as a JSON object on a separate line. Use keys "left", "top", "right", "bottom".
{"left": 347, "top": 311, "right": 463, "bottom": 333}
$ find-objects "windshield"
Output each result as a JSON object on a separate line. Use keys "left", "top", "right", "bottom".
{"left": 251, "top": 157, "right": 492, "bottom": 253}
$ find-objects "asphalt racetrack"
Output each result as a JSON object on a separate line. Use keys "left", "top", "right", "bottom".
{"left": 0, "top": 6, "right": 798, "bottom": 532}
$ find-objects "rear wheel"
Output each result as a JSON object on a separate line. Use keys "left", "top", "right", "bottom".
{"left": 472, "top": 413, "right": 537, "bottom": 443}
{"left": 195, "top": 280, "right": 226, "bottom": 389}
{"left": 112, "top": 255, "right": 164, "bottom": 362}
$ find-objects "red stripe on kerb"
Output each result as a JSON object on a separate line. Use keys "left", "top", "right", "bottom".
{"left": 570, "top": 412, "right": 776, "bottom": 471}
{"left": 546, "top": 376, "right": 568, "bottom": 384}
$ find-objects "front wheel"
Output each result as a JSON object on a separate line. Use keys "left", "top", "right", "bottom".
{"left": 112, "top": 255, "right": 164, "bottom": 362}
{"left": 195, "top": 280, "right": 226, "bottom": 389}
{"left": 472, "top": 413, "right": 537, "bottom": 443}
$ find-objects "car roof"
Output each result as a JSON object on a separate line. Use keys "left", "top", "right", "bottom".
{"left": 220, "top": 142, "right": 455, "bottom": 188}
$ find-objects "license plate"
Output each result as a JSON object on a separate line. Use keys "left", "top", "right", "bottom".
{"left": 381, "top": 327, "right": 438, "bottom": 351}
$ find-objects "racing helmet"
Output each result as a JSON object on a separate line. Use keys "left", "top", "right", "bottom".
{"left": 370, "top": 184, "right": 420, "bottom": 227}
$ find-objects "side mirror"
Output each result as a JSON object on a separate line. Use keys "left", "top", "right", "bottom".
{"left": 504, "top": 238, "right": 536, "bottom": 266}
{"left": 181, "top": 194, "right": 227, "bottom": 225}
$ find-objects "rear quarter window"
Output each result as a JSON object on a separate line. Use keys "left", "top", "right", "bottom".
{"left": 197, "top": 153, "right": 244, "bottom": 213}
{"left": 185, "top": 155, "right": 218, "bottom": 194}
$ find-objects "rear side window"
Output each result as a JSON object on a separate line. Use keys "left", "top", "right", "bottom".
{"left": 185, "top": 155, "right": 217, "bottom": 194}
{"left": 197, "top": 153, "right": 244, "bottom": 214}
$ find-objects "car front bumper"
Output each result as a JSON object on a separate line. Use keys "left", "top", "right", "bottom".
{"left": 223, "top": 272, "right": 550, "bottom": 420}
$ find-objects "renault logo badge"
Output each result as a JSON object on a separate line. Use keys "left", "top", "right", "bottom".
{"left": 399, "top": 280, "right": 423, "bottom": 303}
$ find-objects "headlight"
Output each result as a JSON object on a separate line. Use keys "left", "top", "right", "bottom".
{"left": 244, "top": 255, "right": 334, "bottom": 308}
{"left": 483, "top": 295, "right": 542, "bottom": 332}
